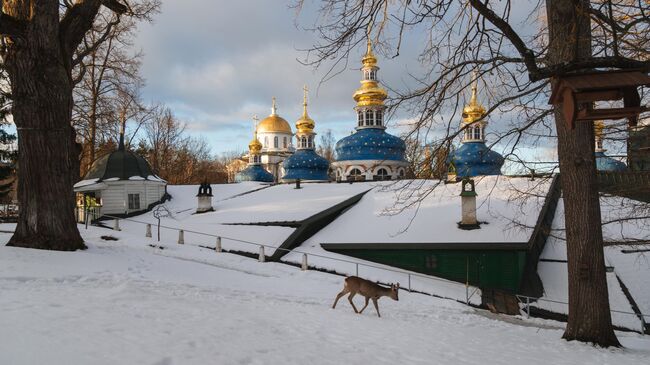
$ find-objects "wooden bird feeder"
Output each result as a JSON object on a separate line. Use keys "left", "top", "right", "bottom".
{"left": 548, "top": 70, "right": 650, "bottom": 129}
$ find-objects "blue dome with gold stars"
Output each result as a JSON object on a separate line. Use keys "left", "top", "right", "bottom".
{"left": 447, "top": 142, "right": 504, "bottom": 177}
{"left": 595, "top": 151, "right": 626, "bottom": 172}
{"left": 282, "top": 149, "right": 330, "bottom": 181}
{"left": 235, "top": 165, "right": 274, "bottom": 183}
{"left": 335, "top": 128, "right": 406, "bottom": 162}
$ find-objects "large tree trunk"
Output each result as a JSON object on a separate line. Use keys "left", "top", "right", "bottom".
{"left": 547, "top": 0, "right": 620, "bottom": 346}
{"left": 4, "top": 1, "right": 85, "bottom": 250}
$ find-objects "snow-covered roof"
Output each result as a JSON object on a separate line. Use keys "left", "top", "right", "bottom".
{"left": 307, "top": 176, "right": 551, "bottom": 246}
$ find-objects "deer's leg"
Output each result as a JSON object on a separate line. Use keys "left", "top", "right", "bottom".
{"left": 359, "top": 297, "right": 370, "bottom": 314}
{"left": 332, "top": 289, "right": 349, "bottom": 309}
{"left": 348, "top": 292, "right": 359, "bottom": 313}
{"left": 372, "top": 297, "right": 381, "bottom": 318}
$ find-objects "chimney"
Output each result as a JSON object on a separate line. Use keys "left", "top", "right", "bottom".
{"left": 196, "top": 180, "right": 214, "bottom": 213}
{"left": 458, "top": 178, "right": 480, "bottom": 229}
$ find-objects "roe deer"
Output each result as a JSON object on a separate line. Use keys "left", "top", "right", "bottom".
{"left": 331, "top": 276, "right": 399, "bottom": 317}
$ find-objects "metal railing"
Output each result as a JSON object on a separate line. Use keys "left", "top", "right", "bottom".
{"left": 516, "top": 294, "right": 649, "bottom": 322}
{"left": 94, "top": 215, "right": 650, "bottom": 331}
{"left": 98, "top": 214, "right": 481, "bottom": 304}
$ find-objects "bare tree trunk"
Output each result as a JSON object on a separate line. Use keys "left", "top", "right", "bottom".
{"left": 547, "top": 0, "right": 620, "bottom": 346}
{"left": 4, "top": 1, "right": 85, "bottom": 250}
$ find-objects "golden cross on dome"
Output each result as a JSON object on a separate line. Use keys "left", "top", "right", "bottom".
{"left": 302, "top": 85, "right": 309, "bottom": 113}
{"left": 366, "top": 22, "right": 373, "bottom": 56}
{"left": 252, "top": 114, "right": 259, "bottom": 132}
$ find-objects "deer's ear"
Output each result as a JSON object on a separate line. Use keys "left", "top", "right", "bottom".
{"left": 396, "top": 283, "right": 400, "bottom": 289}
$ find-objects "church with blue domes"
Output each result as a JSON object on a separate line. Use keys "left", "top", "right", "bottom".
{"left": 447, "top": 75, "right": 504, "bottom": 180}
{"left": 331, "top": 38, "right": 408, "bottom": 182}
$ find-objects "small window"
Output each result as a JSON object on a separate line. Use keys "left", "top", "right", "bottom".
{"left": 425, "top": 255, "right": 438, "bottom": 269}
{"left": 128, "top": 194, "right": 140, "bottom": 210}
{"left": 274, "top": 136, "right": 279, "bottom": 148}
{"left": 283, "top": 136, "right": 288, "bottom": 148}
{"left": 264, "top": 136, "right": 269, "bottom": 147}
{"left": 376, "top": 110, "right": 383, "bottom": 126}
{"left": 374, "top": 168, "right": 390, "bottom": 181}
{"left": 365, "top": 110, "right": 373, "bottom": 126}
{"left": 350, "top": 168, "right": 362, "bottom": 176}
{"left": 358, "top": 111, "right": 363, "bottom": 126}
{"left": 473, "top": 127, "right": 481, "bottom": 140}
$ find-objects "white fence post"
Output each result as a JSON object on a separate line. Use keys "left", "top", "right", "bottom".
{"left": 178, "top": 230, "right": 184, "bottom": 245}
{"left": 216, "top": 236, "right": 222, "bottom": 252}
{"left": 301, "top": 253, "right": 308, "bottom": 271}
{"left": 259, "top": 246, "right": 265, "bottom": 262}
{"left": 113, "top": 218, "right": 121, "bottom": 231}
{"left": 146, "top": 224, "right": 152, "bottom": 238}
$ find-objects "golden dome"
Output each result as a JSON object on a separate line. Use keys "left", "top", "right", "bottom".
{"left": 353, "top": 81, "right": 388, "bottom": 107}
{"left": 594, "top": 120, "right": 605, "bottom": 137}
{"left": 353, "top": 37, "right": 388, "bottom": 108}
{"left": 257, "top": 97, "right": 292, "bottom": 134}
{"left": 296, "top": 85, "right": 315, "bottom": 134}
{"left": 462, "top": 74, "right": 487, "bottom": 124}
{"left": 249, "top": 134, "right": 262, "bottom": 154}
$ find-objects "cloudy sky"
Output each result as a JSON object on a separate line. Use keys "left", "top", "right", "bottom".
{"left": 133, "top": 0, "right": 429, "bottom": 155}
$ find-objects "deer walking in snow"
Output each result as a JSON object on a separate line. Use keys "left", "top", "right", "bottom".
{"left": 331, "top": 276, "right": 399, "bottom": 317}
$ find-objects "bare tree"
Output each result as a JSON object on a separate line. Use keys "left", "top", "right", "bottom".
{"left": 0, "top": 0, "right": 149, "bottom": 251}
{"left": 71, "top": 1, "right": 159, "bottom": 177}
{"left": 317, "top": 128, "right": 336, "bottom": 162}
{"left": 297, "top": 0, "right": 650, "bottom": 346}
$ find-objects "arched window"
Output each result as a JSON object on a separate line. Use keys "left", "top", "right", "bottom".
{"left": 358, "top": 111, "right": 363, "bottom": 126}
{"left": 283, "top": 137, "right": 288, "bottom": 148}
{"left": 274, "top": 136, "right": 279, "bottom": 148}
{"left": 398, "top": 168, "right": 405, "bottom": 178}
{"left": 264, "top": 136, "right": 269, "bottom": 147}
{"left": 308, "top": 136, "right": 314, "bottom": 149}
{"left": 370, "top": 70, "right": 376, "bottom": 80}
{"left": 300, "top": 136, "right": 307, "bottom": 148}
{"left": 374, "top": 168, "right": 389, "bottom": 181}
{"left": 350, "top": 168, "right": 362, "bottom": 176}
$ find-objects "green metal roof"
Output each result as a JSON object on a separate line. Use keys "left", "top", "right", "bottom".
{"left": 84, "top": 149, "right": 161, "bottom": 182}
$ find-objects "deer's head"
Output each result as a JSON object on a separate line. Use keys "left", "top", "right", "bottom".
{"left": 389, "top": 283, "right": 400, "bottom": 301}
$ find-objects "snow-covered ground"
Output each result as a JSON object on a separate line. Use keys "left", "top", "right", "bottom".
{"left": 1, "top": 225, "right": 649, "bottom": 365}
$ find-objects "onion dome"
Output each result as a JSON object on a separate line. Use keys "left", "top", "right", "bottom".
{"left": 235, "top": 165, "right": 274, "bottom": 182}
{"left": 282, "top": 149, "right": 330, "bottom": 181}
{"left": 352, "top": 38, "right": 388, "bottom": 108}
{"left": 462, "top": 77, "right": 487, "bottom": 124}
{"left": 257, "top": 97, "right": 292, "bottom": 134}
{"left": 296, "top": 86, "right": 315, "bottom": 134}
{"left": 335, "top": 128, "right": 406, "bottom": 161}
{"left": 249, "top": 130, "right": 262, "bottom": 154}
{"left": 447, "top": 72, "right": 503, "bottom": 177}
{"left": 446, "top": 143, "right": 504, "bottom": 177}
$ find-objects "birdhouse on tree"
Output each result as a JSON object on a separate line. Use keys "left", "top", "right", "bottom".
{"left": 548, "top": 70, "right": 650, "bottom": 129}
{"left": 196, "top": 181, "right": 214, "bottom": 213}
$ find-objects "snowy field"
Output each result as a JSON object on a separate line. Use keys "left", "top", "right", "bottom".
{"left": 1, "top": 224, "right": 650, "bottom": 365}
